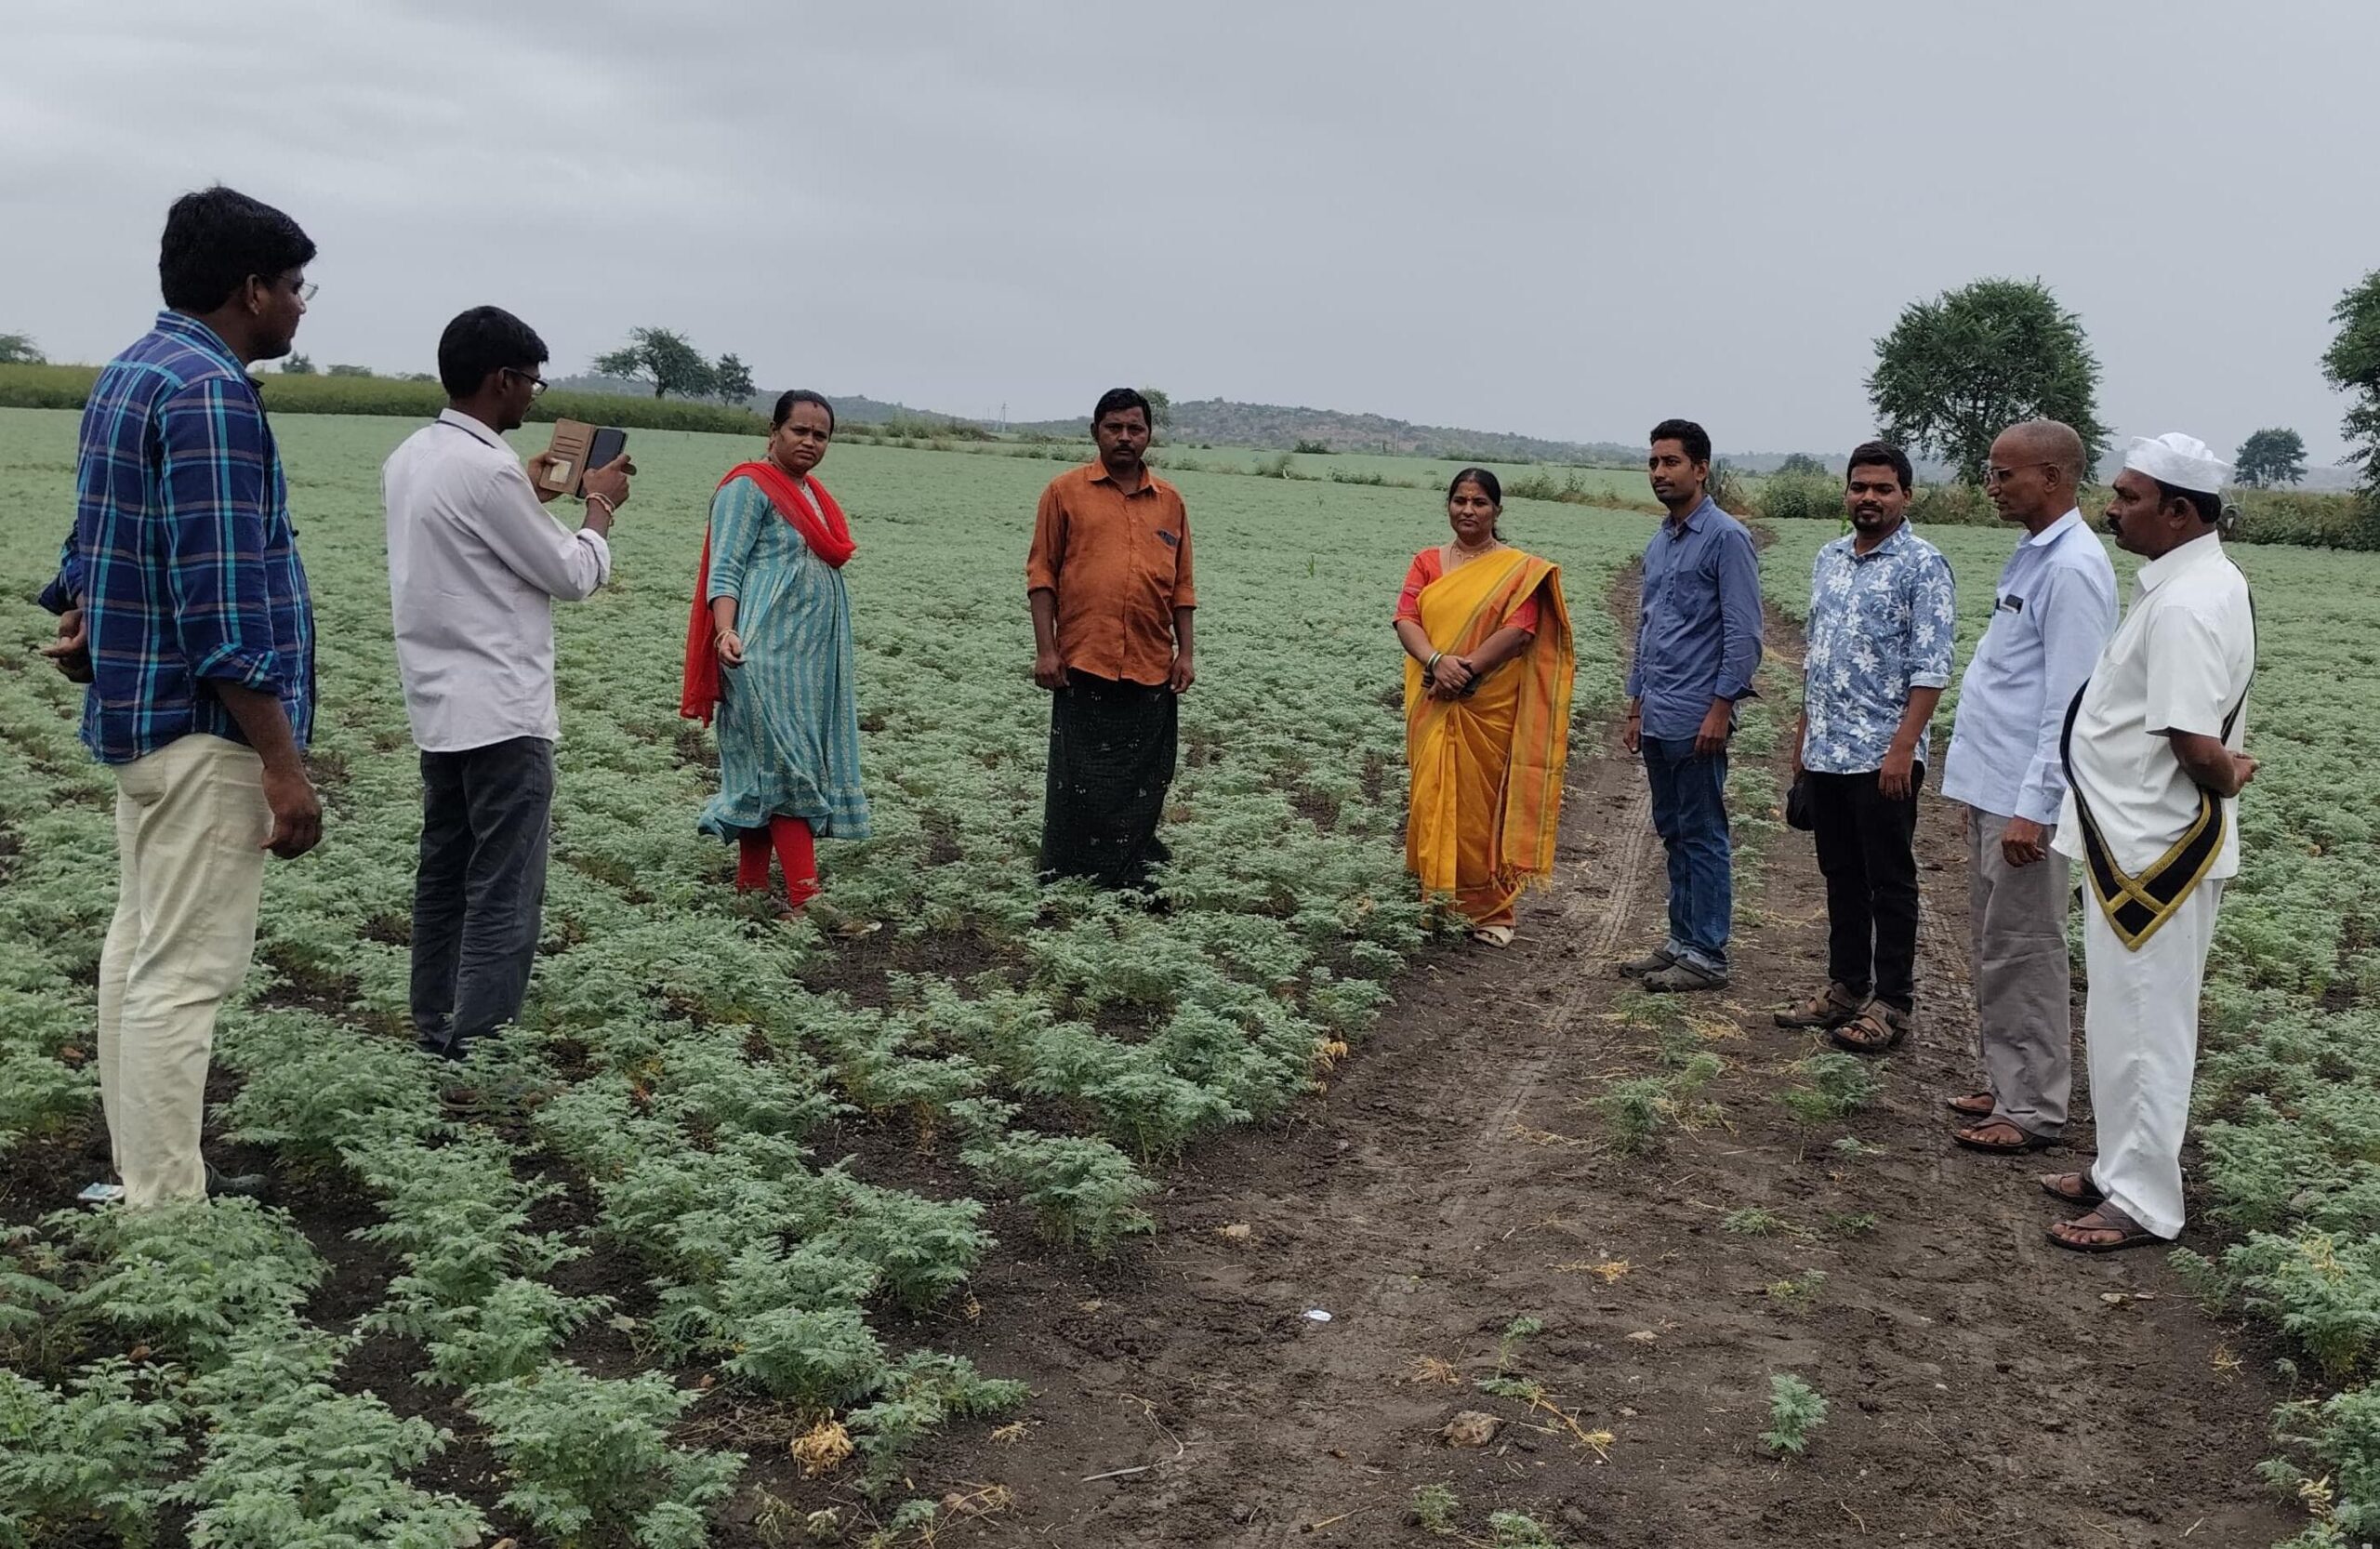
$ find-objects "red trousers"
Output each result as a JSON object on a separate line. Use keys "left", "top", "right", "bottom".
{"left": 735, "top": 815, "right": 817, "bottom": 901}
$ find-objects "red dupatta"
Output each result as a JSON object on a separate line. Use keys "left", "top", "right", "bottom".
{"left": 679, "top": 460, "right": 856, "bottom": 725}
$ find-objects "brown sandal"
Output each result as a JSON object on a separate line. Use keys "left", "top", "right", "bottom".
{"left": 2038, "top": 1170, "right": 2105, "bottom": 1207}
{"left": 1828, "top": 1003, "right": 1909, "bottom": 1053}
{"left": 2046, "top": 1203, "right": 2162, "bottom": 1253}
{"left": 1776, "top": 983, "right": 1866, "bottom": 1030}
{"left": 1952, "top": 1118, "right": 2054, "bottom": 1154}
{"left": 1944, "top": 1091, "right": 1994, "bottom": 1119}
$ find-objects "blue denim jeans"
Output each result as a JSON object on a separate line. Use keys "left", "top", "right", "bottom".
{"left": 1642, "top": 735, "right": 1732, "bottom": 971}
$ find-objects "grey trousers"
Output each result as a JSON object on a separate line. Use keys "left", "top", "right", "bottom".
{"left": 1964, "top": 805, "right": 2075, "bottom": 1139}
{"left": 412, "top": 736, "right": 554, "bottom": 1060}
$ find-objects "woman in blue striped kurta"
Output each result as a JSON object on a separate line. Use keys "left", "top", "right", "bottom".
{"left": 692, "top": 391, "right": 869, "bottom": 909}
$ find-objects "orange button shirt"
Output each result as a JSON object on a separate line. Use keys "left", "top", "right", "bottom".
{"left": 1025, "top": 462, "right": 1196, "bottom": 686}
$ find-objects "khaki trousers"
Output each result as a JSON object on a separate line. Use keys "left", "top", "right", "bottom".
{"left": 1964, "top": 805, "right": 2076, "bottom": 1139}
{"left": 97, "top": 735, "right": 270, "bottom": 1207}
{"left": 2082, "top": 880, "right": 2223, "bottom": 1240}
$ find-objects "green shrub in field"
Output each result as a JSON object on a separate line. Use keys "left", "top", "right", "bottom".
{"left": 0, "top": 1357, "right": 185, "bottom": 1545}
{"left": 1906, "top": 482, "right": 1998, "bottom": 527}
{"left": 959, "top": 1129, "right": 1157, "bottom": 1253}
{"left": 2264, "top": 1382, "right": 2380, "bottom": 1542}
{"left": 2216, "top": 1230, "right": 2380, "bottom": 1379}
{"left": 845, "top": 1352, "right": 1028, "bottom": 1495}
{"left": 1762, "top": 1371, "right": 1829, "bottom": 1455}
{"left": 1779, "top": 1053, "right": 1878, "bottom": 1127}
{"left": 469, "top": 1363, "right": 738, "bottom": 1549}
{"left": 1756, "top": 470, "right": 1842, "bottom": 523}
{"left": 1411, "top": 1481, "right": 1461, "bottom": 1533}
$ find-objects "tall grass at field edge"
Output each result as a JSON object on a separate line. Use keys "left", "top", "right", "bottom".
{"left": 0, "top": 362, "right": 767, "bottom": 435}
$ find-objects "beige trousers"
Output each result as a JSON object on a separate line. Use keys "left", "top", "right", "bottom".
{"left": 1964, "top": 805, "right": 2076, "bottom": 1139}
{"left": 2082, "top": 880, "right": 2223, "bottom": 1240}
{"left": 97, "top": 735, "right": 270, "bottom": 1207}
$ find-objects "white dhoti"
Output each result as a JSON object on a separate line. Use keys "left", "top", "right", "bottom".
{"left": 2079, "top": 880, "right": 2223, "bottom": 1240}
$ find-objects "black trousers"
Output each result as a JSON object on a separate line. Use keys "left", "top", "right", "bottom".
{"left": 1038, "top": 671, "right": 1177, "bottom": 889}
{"left": 1806, "top": 764, "right": 1924, "bottom": 1010}
{"left": 411, "top": 736, "right": 554, "bottom": 1059}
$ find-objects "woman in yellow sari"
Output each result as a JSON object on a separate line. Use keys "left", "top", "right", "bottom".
{"left": 1395, "top": 469, "right": 1575, "bottom": 946}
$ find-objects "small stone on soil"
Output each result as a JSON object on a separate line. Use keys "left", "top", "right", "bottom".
{"left": 1442, "top": 1410, "right": 1501, "bottom": 1448}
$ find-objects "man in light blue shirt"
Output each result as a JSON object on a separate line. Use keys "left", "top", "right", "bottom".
{"left": 1620, "top": 418, "right": 1764, "bottom": 992}
{"left": 1938, "top": 420, "right": 2117, "bottom": 1154}
{"left": 1778, "top": 443, "right": 1955, "bottom": 1053}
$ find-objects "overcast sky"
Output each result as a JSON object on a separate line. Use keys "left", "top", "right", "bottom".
{"left": 5, "top": 0, "right": 2373, "bottom": 461}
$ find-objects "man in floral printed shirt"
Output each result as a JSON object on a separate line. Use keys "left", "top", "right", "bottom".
{"left": 1777, "top": 442, "right": 1955, "bottom": 1053}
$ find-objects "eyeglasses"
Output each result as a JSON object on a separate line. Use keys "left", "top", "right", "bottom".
{"left": 1981, "top": 462, "right": 2049, "bottom": 485}
{"left": 502, "top": 367, "right": 549, "bottom": 398}
{"left": 258, "top": 275, "right": 318, "bottom": 302}
{"left": 293, "top": 281, "right": 319, "bottom": 302}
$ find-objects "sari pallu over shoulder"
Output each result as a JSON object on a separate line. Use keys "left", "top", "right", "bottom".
{"left": 1404, "top": 550, "right": 1575, "bottom": 907}
{"left": 680, "top": 461, "right": 855, "bottom": 726}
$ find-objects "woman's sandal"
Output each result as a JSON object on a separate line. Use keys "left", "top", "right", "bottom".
{"left": 2045, "top": 1202, "right": 2162, "bottom": 1253}
{"left": 1828, "top": 1004, "right": 1908, "bottom": 1054}
{"left": 1951, "top": 1118, "right": 2055, "bottom": 1154}
{"left": 1470, "top": 924, "right": 1516, "bottom": 948}
{"left": 2038, "top": 1170, "right": 2106, "bottom": 1207}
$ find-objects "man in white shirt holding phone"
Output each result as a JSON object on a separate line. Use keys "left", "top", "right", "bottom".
{"left": 382, "top": 305, "right": 630, "bottom": 1062}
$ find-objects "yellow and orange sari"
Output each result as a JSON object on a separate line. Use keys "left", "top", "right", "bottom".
{"left": 1404, "top": 549, "right": 1575, "bottom": 930}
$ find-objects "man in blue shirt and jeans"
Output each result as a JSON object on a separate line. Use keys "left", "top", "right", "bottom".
{"left": 39, "top": 187, "right": 324, "bottom": 1207}
{"left": 1620, "top": 419, "right": 1764, "bottom": 992}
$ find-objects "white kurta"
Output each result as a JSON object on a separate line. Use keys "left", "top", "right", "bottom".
{"left": 2052, "top": 531, "right": 2254, "bottom": 1238}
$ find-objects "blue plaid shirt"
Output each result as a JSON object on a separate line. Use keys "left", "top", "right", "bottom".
{"left": 44, "top": 312, "right": 315, "bottom": 765}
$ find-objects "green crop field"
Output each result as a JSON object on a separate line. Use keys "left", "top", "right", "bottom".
{"left": 0, "top": 407, "right": 1658, "bottom": 1543}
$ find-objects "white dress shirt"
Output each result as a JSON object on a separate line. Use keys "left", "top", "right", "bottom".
{"left": 2054, "top": 531, "right": 2254, "bottom": 880}
{"left": 1938, "top": 510, "right": 2118, "bottom": 823}
{"left": 383, "top": 409, "right": 612, "bottom": 751}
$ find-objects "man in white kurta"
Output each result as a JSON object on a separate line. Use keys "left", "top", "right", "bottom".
{"left": 2044, "top": 433, "right": 2255, "bottom": 1251}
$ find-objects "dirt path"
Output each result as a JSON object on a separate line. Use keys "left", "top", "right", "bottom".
{"left": 921, "top": 576, "right": 2297, "bottom": 1548}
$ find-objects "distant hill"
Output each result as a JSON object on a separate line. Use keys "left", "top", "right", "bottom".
{"left": 1008, "top": 397, "right": 1646, "bottom": 465}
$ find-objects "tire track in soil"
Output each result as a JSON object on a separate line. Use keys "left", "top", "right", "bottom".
{"left": 924, "top": 566, "right": 2298, "bottom": 1549}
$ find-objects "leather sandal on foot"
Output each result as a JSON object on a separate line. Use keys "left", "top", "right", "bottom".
{"left": 2046, "top": 1202, "right": 2163, "bottom": 1253}
{"left": 1944, "top": 1091, "right": 1995, "bottom": 1119}
{"left": 2038, "top": 1170, "right": 2106, "bottom": 1207}
{"left": 1470, "top": 924, "right": 1516, "bottom": 947}
{"left": 1951, "top": 1118, "right": 2055, "bottom": 1154}
{"left": 1828, "top": 1002, "right": 1910, "bottom": 1053}
{"left": 1776, "top": 982, "right": 1867, "bottom": 1030}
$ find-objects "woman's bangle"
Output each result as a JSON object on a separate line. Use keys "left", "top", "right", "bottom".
{"left": 1425, "top": 650, "right": 1444, "bottom": 671}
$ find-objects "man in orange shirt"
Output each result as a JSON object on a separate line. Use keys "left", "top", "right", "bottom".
{"left": 1026, "top": 388, "right": 1197, "bottom": 888}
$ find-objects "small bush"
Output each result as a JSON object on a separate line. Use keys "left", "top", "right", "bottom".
{"left": 1756, "top": 470, "right": 1842, "bottom": 523}
{"left": 1762, "top": 1372, "right": 1829, "bottom": 1455}
{"left": 1410, "top": 1482, "right": 1461, "bottom": 1534}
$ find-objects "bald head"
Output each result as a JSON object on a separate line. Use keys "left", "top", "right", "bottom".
{"left": 1986, "top": 419, "right": 2087, "bottom": 528}
{"left": 2001, "top": 419, "right": 2087, "bottom": 486}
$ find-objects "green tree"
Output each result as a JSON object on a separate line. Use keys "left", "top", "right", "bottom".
{"left": 711, "top": 352, "right": 755, "bottom": 405}
{"left": 1867, "top": 277, "right": 2108, "bottom": 486}
{"left": 0, "top": 331, "right": 44, "bottom": 364}
{"left": 1776, "top": 452, "right": 1828, "bottom": 477}
{"left": 594, "top": 326, "right": 715, "bottom": 400}
{"left": 1141, "top": 387, "right": 1171, "bottom": 429}
{"left": 326, "top": 363, "right": 375, "bottom": 378}
{"left": 2234, "top": 427, "right": 2307, "bottom": 488}
{"left": 282, "top": 352, "right": 317, "bottom": 376}
{"left": 2324, "top": 270, "right": 2380, "bottom": 535}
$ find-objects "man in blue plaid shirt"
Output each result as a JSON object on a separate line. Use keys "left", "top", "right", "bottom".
{"left": 39, "top": 186, "right": 323, "bottom": 1208}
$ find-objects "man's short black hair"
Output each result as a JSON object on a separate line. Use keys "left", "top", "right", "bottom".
{"left": 1845, "top": 440, "right": 1914, "bottom": 494}
{"left": 437, "top": 306, "right": 549, "bottom": 398}
{"left": 1649, "top": 418, "right": 1712, "bottom": 466}
{"left": 159, "top": 186, "right": 315, "bottom": 314}
{"left": 1092, "top": 387, "right": 1152, "bottom": 426}
{"left": 2152, "top": 476, "right": 2224, "bottom": 526}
